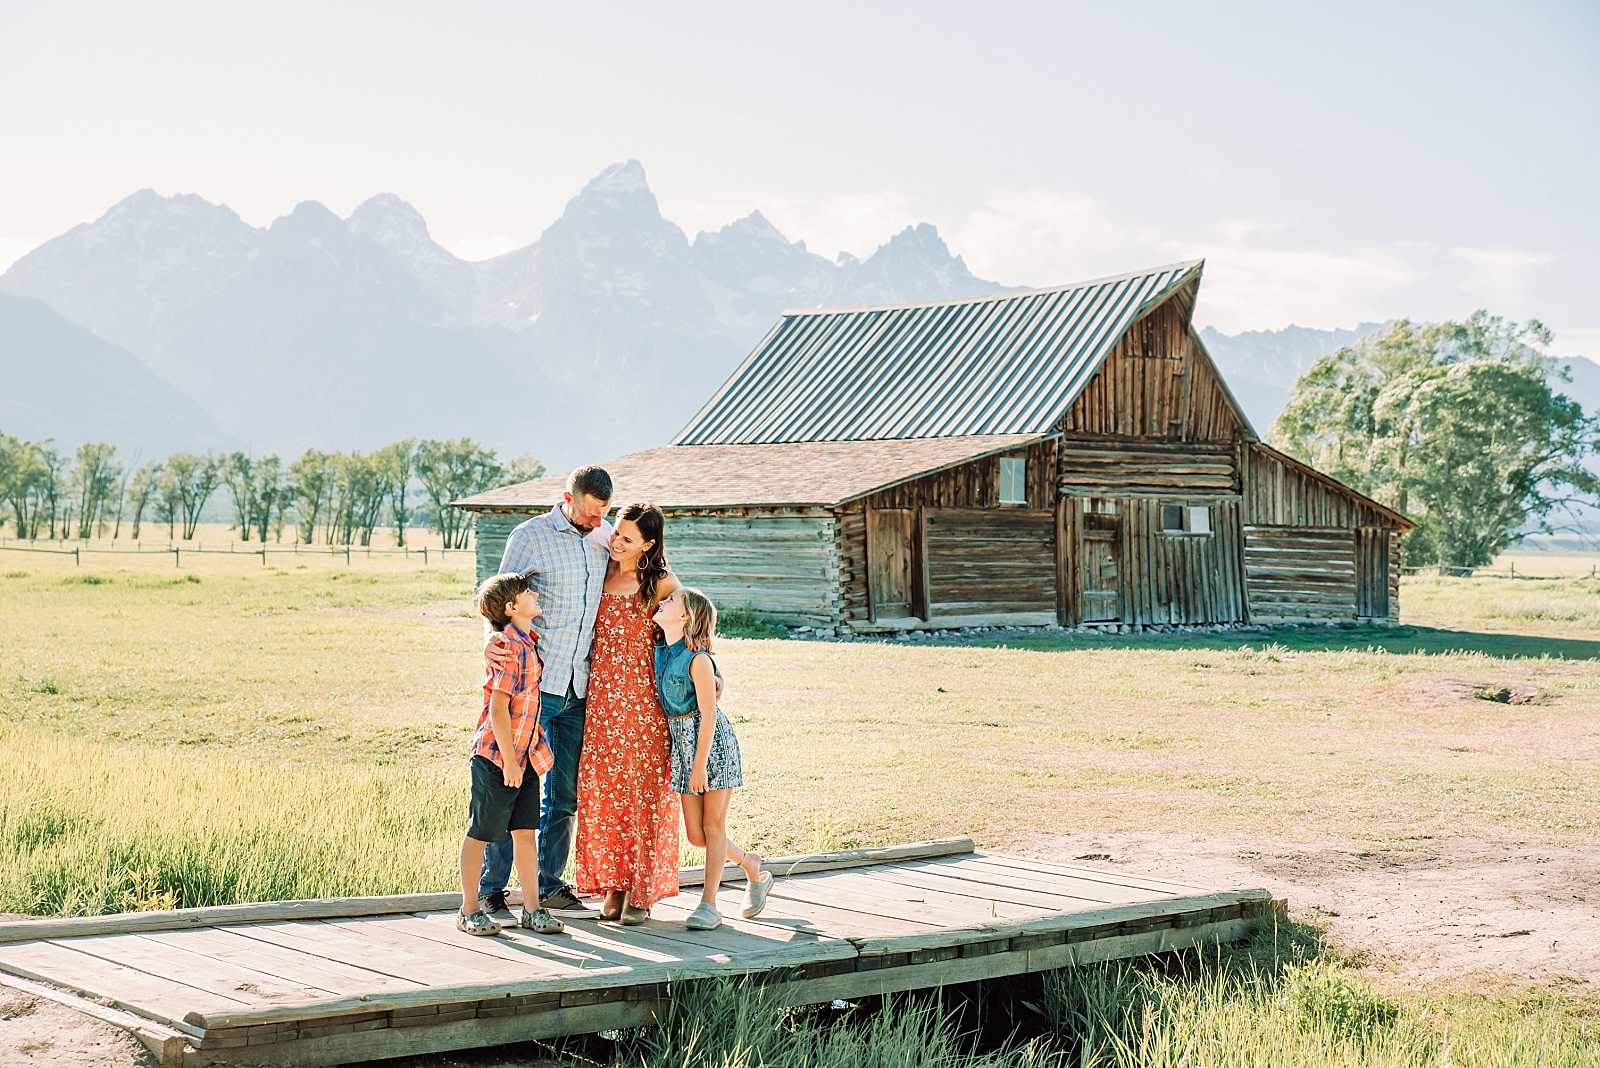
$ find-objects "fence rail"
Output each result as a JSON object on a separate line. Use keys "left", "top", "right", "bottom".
{"left": 1401, "top": 563, "right": 1598, "bottom": 580}
{"left": 0, "top": 540, "right": 472, "bottom": 566}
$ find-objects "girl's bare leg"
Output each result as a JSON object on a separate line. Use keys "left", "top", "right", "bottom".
{"left": 698, "top": 790, "right": 734, "bottom": 906}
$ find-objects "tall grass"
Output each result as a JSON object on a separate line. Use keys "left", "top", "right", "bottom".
{"left": 593, "top": 942, "right": 1599, "bottom": 1068}
{"left": 0, "top": 724, "right": 464, "bottom": 915}
{"left": 1036, "top": 938, "right": 1600, "bottom": 1067}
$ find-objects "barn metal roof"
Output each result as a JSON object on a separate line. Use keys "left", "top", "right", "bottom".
{"left": 454, "top": 434, "right": 1046, "bottom": 511}
{"left": 674, "top": 260, "right": 1205, "bottom": 445}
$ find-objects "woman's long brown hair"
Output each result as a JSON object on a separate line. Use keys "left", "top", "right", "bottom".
{"left": 619, "top": 502, "right": 669, "bottom": 615}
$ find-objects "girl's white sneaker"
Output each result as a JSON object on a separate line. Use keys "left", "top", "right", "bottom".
{"left": 685, "top": 903, "right": 723, "bottom": 930}
{"left": 741, "top": 871, "right": 773, "bottom": 919}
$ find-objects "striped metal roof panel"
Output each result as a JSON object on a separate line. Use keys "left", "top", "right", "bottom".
{"left": 674, "top": 259, "right": 1204, "bottom": 445}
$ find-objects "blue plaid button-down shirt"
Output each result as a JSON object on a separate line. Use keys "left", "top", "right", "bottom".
{"left": 499, "top": 503, "right": 612, "bottom": 699}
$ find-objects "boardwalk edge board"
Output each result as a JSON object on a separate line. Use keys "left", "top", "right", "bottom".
{"left": 0, "top": 837, "right": 976, "bottom": 946}
{"left": 0, "top": 843, "right": 1282, "bottom": 1068}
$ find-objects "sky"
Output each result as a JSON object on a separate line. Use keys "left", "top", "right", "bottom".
{"left": 2, "top": 0, "right": 1597, "bottom": 349}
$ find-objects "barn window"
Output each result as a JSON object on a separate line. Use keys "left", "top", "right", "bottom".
{"left": 999, "top": 457, "right": 1027, "bottom": 504}
{"left": 1161, "top": 504, "right": 1212, "bottom": 534}
{"left": 1189, "top": 506, "right": 1211, "bottom": 534}
{"left": 1161, "top": 505, "right": 1184, "bottom": 531}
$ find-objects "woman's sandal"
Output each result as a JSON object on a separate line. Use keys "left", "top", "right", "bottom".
{"left": 600, "top": 891, "right": 625, "bottom": 922}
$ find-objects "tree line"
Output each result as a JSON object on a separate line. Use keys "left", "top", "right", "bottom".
{"left": 0, "top": 437, "right": 544, "bottom": 549}
{"left": 1273, "top": 311, "right": 1598, "bottom": 569}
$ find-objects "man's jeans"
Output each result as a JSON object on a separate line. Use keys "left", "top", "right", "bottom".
{"left": 479, "top": 684, "right": 586, "bottom": 902}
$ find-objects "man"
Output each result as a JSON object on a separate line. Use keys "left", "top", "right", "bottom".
{"left": 479, "top": 464, "right": 613, "bottom": 915}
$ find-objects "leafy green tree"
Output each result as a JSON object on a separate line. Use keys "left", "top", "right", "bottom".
{"left": 502, "top": 452, "right": 547, "bottom": 485}
{"left": 159, "top": 452, "right": 222, "bottom": 540}
{"left": 0, "top": 433, "right": 50, "bottom": 539}
{"left": 70, "top": 443, "right": 122, "bottom": 539}
{"left": 1273, "top": 312, "right": 1599, "bottom": 569}
{"left": 376, "top": 439, "right": 416, "bottom": 547}
{"left": 290, "top": 450, "right": 335, "bottom": 544}
{"left": 223, "top": 453, "right": 288, "bottom": 544}
{"left": 37, "top": 443, "right": 66, "bottom": 539}
{"left": 414, "top": 438, "right": 504, "bottom": 549}
{"left": 127, "top": 461, "right": 163, "bottom": 540}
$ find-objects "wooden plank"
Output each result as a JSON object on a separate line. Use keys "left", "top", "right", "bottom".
{"left": 766, "top": 868, "right": 1053, "bottom": 928}
{"left": 321, "top": 915, "right": 601, "bottom": 978}
{"left": 849, "top": 890, "right": 1273, "bottom": 956}
{"left": 186, "top": 937, "right": 859, "bottom": 1030}
{"left": 224, "top": 921, "right": 522, "bottom": 987}
{"left": 677, "top": 835, "right": 973, "bottom": 887}
{"left": 651, "top": 887, "right": 943, "bottom": 943}
{"left": 0, "top": 939, "right": 246, "bottom": 1031}
{"left": 0, "top": 892, "right": 467, "bottom": 944}
{"left": 139, "top": 926, "right": 426, "bottom": 997}
{"left": 937, "top": 854, "right": 1217, "bottom": 897}
{"left": 47, "top": 932, "right": 341, "bottom": 1005}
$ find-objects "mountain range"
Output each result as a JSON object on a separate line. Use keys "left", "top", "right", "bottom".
{"left": 3, "top": 160, "right": 1595, "bottom": 468}
{"left": 0, "top": 161, "right": 1004, "bottom": 466}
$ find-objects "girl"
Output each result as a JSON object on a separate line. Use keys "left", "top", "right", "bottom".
{"left": 651, "top": 587, "right": 772, "bottom": 930}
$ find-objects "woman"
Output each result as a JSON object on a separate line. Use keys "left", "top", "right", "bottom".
{"left": 572, "top": 501, "right": 682, "bottom": 924}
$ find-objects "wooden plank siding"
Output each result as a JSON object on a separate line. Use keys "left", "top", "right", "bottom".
{"left": 1120, "top": 499, "right": 1245, "bottom": 625}
{"left": 1057, "top": 442, "right": 1238, "bottom": 497}
{"left": 1241, "top": 445, "right": 1402, "bottom": 530}
{"left": 1243, "top": 527, "right": 1357, "bottom": 622}
{"left": 667, "top": 516, "right": 841, "bottom": 629}
{"left": 923, "top": 508, "right": 1056, "bottom": 620}
{"left": 1056, "top": 298, "right": 1246, "bottom": 445}
{"left": 473, "top": 513, "right": 518, "bottom": 580}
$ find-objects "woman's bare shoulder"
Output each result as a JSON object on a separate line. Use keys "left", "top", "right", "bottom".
{"left": 656, "top": 572, "right": 683, "bottom": 595}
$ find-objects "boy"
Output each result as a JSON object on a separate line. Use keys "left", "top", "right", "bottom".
{"left": 457, "top": 573, "right": 566, "bottom": 936}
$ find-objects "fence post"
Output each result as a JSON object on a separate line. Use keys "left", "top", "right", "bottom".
{"left": 1510, "top": 562, "right": 1515, "bottom": 579}
{"left": 345, "top": 546, "right": 350, "bottom": 566}
{"left": 423, "top": 547, "right": 428, "bottom": 566}
{"left": 74, "top": 547, "right": 80, "bottom": 567}
{"left": 260, "top": 549, "right": 267, "bottom": 566}
{"left": 174, "top": 548, "right": 180, "bottom": 568}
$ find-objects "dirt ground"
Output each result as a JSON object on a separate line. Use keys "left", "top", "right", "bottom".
{"left": 1026, "top": 833, "right": 1600, "bottom": 991}
{"left": 6, "top": 833, "right": 1595, "bottom": 1067}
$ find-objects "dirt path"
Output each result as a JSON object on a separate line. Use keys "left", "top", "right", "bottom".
{"left": 1029, "top": 832, "right": 1600, "bottom": 990}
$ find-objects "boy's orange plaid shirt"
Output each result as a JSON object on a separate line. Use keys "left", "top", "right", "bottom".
{"left": 471, "top": 624, "right": 554, "bottom": 776}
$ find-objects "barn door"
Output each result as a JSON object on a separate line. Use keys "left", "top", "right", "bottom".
{"left": 1357, "top": 527, "right": 1389, "bottom": 619}
{"left": 1079, "top": 512, "right": 1122, "bottom": 622}
{"left": 867, "top": 508, "right": 916, "bottom": 620}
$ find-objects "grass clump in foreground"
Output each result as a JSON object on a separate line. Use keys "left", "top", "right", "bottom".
{"left": 594, "top": 928, "right": 1599, "bottom": 1068}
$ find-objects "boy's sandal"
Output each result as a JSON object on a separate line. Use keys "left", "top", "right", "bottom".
{"left": 519, "top": 907, "right": 566, "bottom": 935}
{"left": 684, "top": 903, "right": 722, "bottom": 931}
{"left": 456, "top": 909, "right": 502, "bottom": 937}
{"left": 741, "top": 870, "right": 773, "bottom": 919}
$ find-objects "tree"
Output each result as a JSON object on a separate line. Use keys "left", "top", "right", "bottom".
{"left": 223, "top": 453, "right": 287, "bottom": 544}
{"left": 290, "top": 450, "right": 335, "bottom": 544}
{"left": 0, "top": 433, "right": 50, "bottom": 539}
{"left": 1273, "top": 312, "right": 1599, "bottom": 569}
{"left": 160, "top": 452, "right": 222, "bottom": 540}
{"left": 376, "top": 439, "right": 416, "bottom": 547}
{"left": 37, "top": 443, "right": 66, "bottom": 539}
{"left": 70, "top": 443, "right": 122, "bottom": 539}
{"left": 414, "top": 438, "right": 505, "bottom": 549}
{"left": 503, "top": 452, "right": 547, "bottom": 485}
{"left": 127, "top": 461, "right": 163, "bottom": 540}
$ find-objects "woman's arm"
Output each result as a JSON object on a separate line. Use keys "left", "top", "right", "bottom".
{"left": 688, "top": 652, "right": 718, "bottom": 793}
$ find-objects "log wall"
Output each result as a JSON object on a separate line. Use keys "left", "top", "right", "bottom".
{"left": 472, "top": 513, "right": 520, "bottom": 582}
{"left": 667, "top": 515, "right": 841, "bottom": 628}
{"left": 1241, "top": 445, "right": 1400, "bottom": 530}
{"left": 1242, "top": 526, "right": 1357, "bottom": 622}
{"left": 1057, "top": 441, "right": 1238, "bottom": 497}
{"left": 923, "top": 508, "right": 1057, "bottom": 619}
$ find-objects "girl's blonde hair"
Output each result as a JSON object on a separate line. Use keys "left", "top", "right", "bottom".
{"left": 679, "top": 586, "right": 717, "bottom": 652}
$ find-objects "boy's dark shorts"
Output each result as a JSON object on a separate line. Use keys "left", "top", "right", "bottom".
{"left": 467, "top": 754, "right": 541, "bottom": 842}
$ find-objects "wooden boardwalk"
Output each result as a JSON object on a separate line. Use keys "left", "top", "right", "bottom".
{"left": 0, "top": 839, "right": 1279, "bottom": 1067}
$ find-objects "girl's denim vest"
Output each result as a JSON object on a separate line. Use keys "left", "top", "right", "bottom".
{"left": 654, "top": 638, "right": 718, "bottom": 720}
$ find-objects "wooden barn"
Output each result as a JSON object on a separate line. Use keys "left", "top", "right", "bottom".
{"left": 457, "top": 260, "right": 1413, "bottom": 634}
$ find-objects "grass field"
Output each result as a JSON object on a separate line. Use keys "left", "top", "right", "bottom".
{"left": 2, "top": 544, "right": 1598, "bottom": 1063}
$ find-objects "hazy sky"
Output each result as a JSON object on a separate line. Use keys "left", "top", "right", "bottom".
{"left": 2, "top": 1, "right": 1596, "bottom": 348}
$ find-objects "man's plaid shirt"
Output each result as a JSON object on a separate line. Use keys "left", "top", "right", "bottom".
{"left": 472, "top": 622, "right": 555, "bottom": 775}
{"left": 499, "top": 503, "right": 612, "bottom": 698}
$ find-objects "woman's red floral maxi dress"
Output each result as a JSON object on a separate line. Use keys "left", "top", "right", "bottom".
{"left": 574, "top": 593, "right": 681, "bottom": 907}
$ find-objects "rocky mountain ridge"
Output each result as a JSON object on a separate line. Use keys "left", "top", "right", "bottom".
{"left": 1, "top": 161, "right": 1003, "bottom": 465}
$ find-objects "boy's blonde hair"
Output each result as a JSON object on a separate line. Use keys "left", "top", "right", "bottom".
{"left": 476, "top": 572, "right": 530, "bottom": 632}
{"left": 679, "top": 586, "right": 717, "bottom": 652}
